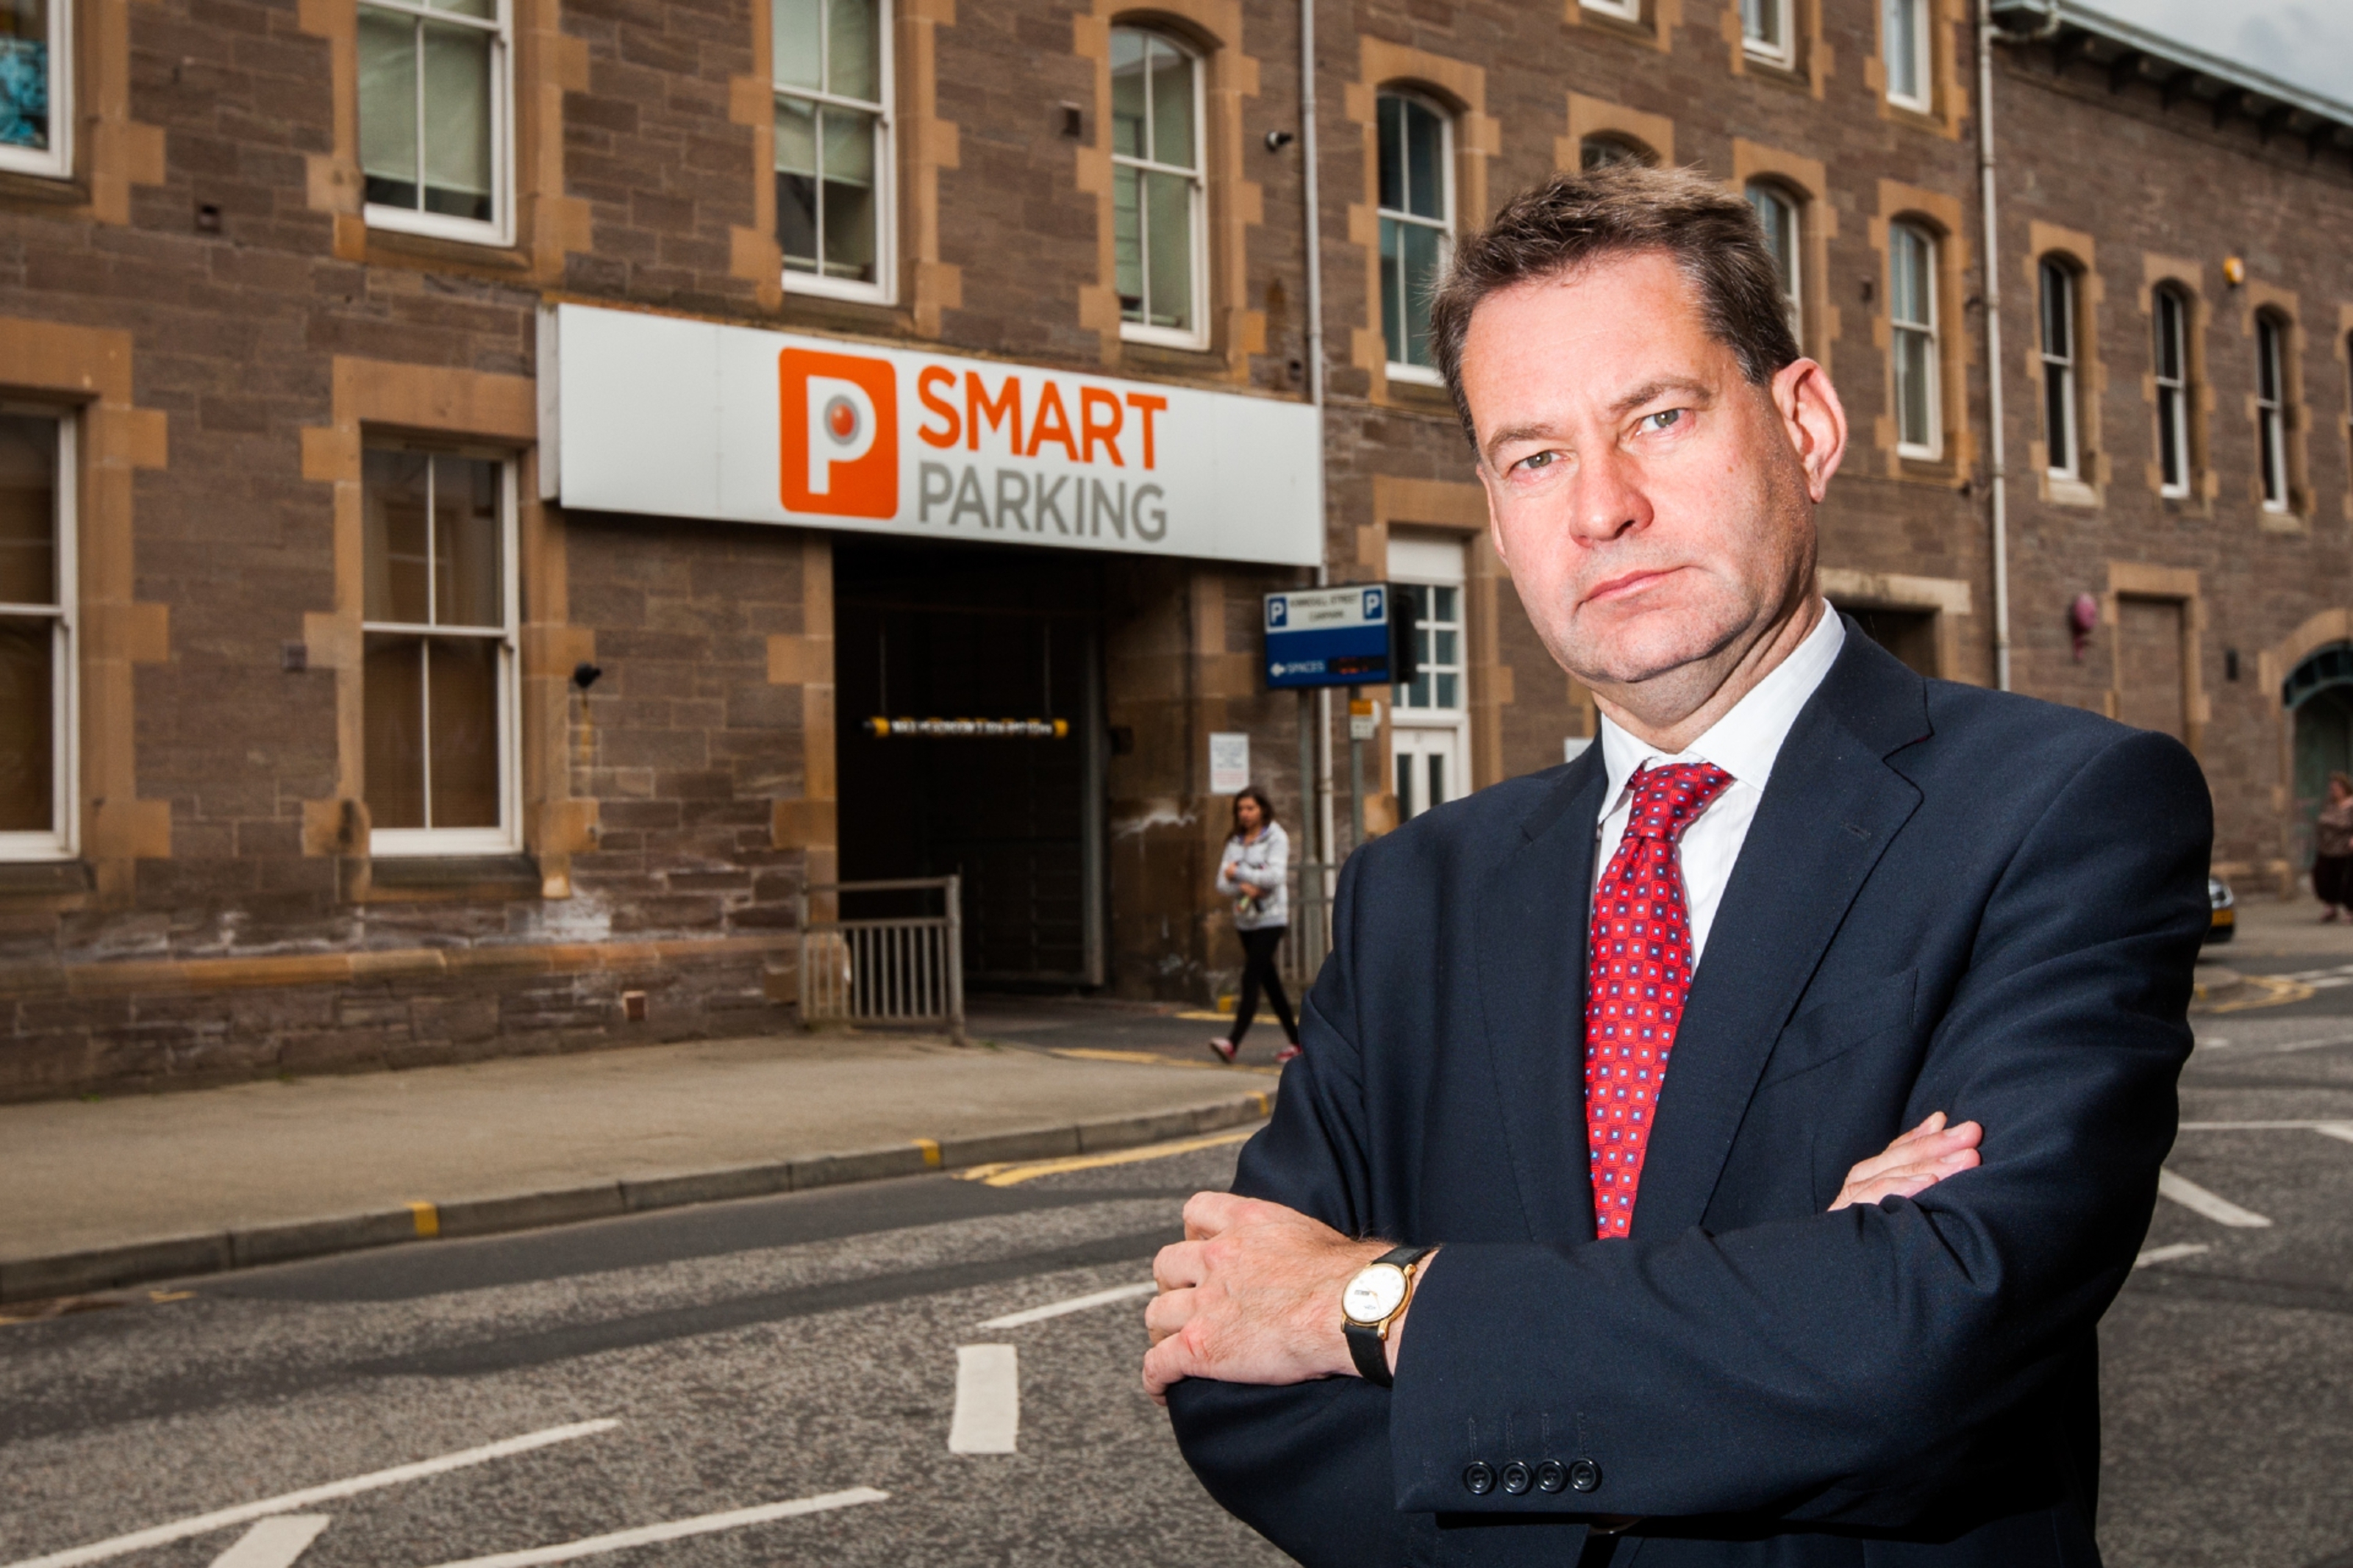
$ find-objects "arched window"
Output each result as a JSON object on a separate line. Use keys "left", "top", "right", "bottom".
{"left": 1889, "top": 222, "right": 1940, "bottom": 457}
{"left": 1745, "top": 182, "right": 1802, "bottom": 341}
{"left": 2257, "top": 312, "right": 2289, "bottom": 512}
{"left": 2038, "top": 257, "right": 2080, "bottom": 481}
{"left": 1882, "top": 0, "right": 1930, "bottom": 111}
{"left": 1111, "top": 28, "right": 1206, "bottom": 348}
{"left": 772, "top": 0, "right": 892, "bottom": 300}
{"left": 2152, "top": 285, "right": 2190, "bottom": 497}
{"left": 1579, "top": 135, "right": 1655, "bottom": 172}
{"left": 1377, "top": 91, "right": 1452, "bottom": 379}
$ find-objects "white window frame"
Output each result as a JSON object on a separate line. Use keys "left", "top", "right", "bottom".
{"left": 2154, "top": 287, "right": 2190, "bottom": 498}
{"left": 1112, "top": 29, "right": 1210, "bottom": 351}
{"left": 774, "top": 0, "right": 896, "bottom": 307}
{"left": 362, "top": 449, "right": 521, "bottom": 858}
{"left": 2257, "top": 315, "right": 2290, "bottom": 514}
{"left": 1890, "top": 222, "right": 1941, "bottom": 460}
{"left": 1390, "top": 535, "right": 1469, "bottom": 824}
{"left": 357, "top": 0, "right": 515, "bottom": 247}
{"left": 2039, "top": 258, "right": 2080, "bottom": 482}
{"left": 1581, "top": 0, "right": 1643, "bottom": 20}
{"left": 1882, "top": 0, "right": 1932, "bottom": 113}
{"left": 1377, "top": 90, "right": 1453, "bottom": 387}
{"left": 1741, "top": 0, "right": 1795, "bottom": 67}
{"left": 0, "top": 407, "right": 76, "bottom": 862}
{"left": 1746, "top": 181, "right": 1802, "bottom": 343}
{"left": 0, "top": 0, "right": 73, "bottom": 181}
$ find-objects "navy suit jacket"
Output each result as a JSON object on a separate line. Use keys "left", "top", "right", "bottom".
{"left": 1168, "top": 623, "right": 2212, "bottom": 1567}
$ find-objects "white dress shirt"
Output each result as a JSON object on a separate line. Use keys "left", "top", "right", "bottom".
{"left": 1592, "top": 605, "right": 1846, "bottom": 967}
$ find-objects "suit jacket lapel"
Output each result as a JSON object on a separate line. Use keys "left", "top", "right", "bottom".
{"left": 1473, "top": 753, "right": 1607, "bottom": 1244}
{"left": 1629, "top": 629, "right": 1930, "bottom": 1241}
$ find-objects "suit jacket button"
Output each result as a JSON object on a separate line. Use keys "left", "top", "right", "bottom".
{"left": 1463, "top": 1463, "right": 1496, "bottom": 1496}
{"left": 1569, "top": 1458, "right": 1602, "bottom": 1493}
{"left": 1501, "top": 1461, "right": 1532, "bottom": 1495}
{"left": 1535, "top": 1461, "right": 1567, "bottom": 1494}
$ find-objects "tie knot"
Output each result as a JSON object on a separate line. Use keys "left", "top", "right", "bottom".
{"left": 1624, "top": 762, "right": 1734, "bottom": 844}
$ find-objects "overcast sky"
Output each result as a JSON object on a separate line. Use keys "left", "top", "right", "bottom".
{"left": 2079, "top": 0, "right": 2353, "bottom": 108}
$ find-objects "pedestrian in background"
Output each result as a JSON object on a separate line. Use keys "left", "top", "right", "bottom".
{"left": 1210, "top": 786, "right": 1301, "bottom": 1065}
{"left": 2316, "top": 771, "right": 2353, "bottom": 922}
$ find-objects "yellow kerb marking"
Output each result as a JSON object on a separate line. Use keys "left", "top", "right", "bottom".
{"left": 954, "top": 1126, "right": 1260, "bottom": 1187}
{"left": 408, "top": 1200, "right": 440, "bottom": 1238}
{"left": 913, "top": 1137, "right": 943, "bottom": 1167}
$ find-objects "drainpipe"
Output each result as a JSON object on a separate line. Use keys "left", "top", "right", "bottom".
{"left": 1300, "top": 0, "right": 1338, "bottom": 883}
{"left": 1975, "top": 0, "right": 2014, "bottom": 692}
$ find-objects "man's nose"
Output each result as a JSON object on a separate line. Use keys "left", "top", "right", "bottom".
{"left": 1565, "top": 444, "right": 1652, "bottom": 543}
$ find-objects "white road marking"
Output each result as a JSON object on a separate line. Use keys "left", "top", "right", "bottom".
{"left": 2134, "top": 1242, "right": 2212, "bottom": 1269}
{"left": 1, "top": 1421, "right": 620, "bottom": 1568}
{"left": 205, "top": 1517, "right": 330, "bottom": 1568}
{"left": 2157, "top": 1168, "right": 2274, "bottom": 1228}
{"left": 2182, "top": 1119, "right": 2353, "bottom": 1131}
{"left": 417, "top": 1489, "right": 889, "bottom": 1568}
{"left": 948, "top": 1345, "right": 1021, "bottom": 1454}
{"left": 976, "top": 1281, "right": 1155, "bottom": 1329}
{"left": 2315, "top": 1123, "right": 2353, "bottom": 1146}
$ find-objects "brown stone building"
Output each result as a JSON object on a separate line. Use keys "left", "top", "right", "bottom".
{"left": 0, "top": 0, "right": 2346, "bottom": 1096}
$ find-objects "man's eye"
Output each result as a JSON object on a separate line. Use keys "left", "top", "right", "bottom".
{"left": 1640, "top": 409, "right": 1685, "bottom": 434}
{"left": 1518, "top": 451, "right": 1557, "bottom": 473}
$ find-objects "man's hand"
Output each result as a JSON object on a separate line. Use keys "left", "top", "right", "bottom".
{"left": 1142, "top": 1192, "right": 1388, "bottom": 1406}
{"left": 1830, "top": 1111, "right": 1982, "bottom": 1211}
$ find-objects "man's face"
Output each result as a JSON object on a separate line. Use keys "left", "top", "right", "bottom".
{"left": 1463, "top": 250, "right": 1834, "bottom": 701}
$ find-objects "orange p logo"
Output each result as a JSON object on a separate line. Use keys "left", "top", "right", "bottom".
{"left": 781, "top": 348, "right": 898, "bottom": 518}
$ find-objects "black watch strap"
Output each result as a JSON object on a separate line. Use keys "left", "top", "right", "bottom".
{"left": 1345, "top": 1245, "right": 1432, "bottom": 1389}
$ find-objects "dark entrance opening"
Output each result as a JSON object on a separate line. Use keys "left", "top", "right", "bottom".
{"left": 834, "top": 537, "right": 1105, "bottom": 988}
{"left": 1841, "top": 605, "right": 1938, "bottom": 677}
{"left": 2286, "top": 642, "right": 2353, "bottom": 872}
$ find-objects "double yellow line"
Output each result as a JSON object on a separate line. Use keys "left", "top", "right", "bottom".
{"left": 955, "top": 1125, "right": 1261, "bottom": 1187}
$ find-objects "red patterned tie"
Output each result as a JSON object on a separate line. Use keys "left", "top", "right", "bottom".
{"left": 1585, "top": 761, "right": 1735, "bottom": 1239}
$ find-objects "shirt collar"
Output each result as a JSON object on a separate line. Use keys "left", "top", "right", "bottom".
{"left": 1597, "top": 602, "right": 1846, "bottom": 812}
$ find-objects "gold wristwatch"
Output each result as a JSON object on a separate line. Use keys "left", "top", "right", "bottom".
{"left": 1341, "top": 1244, "right": 1431, "bottom": 1389}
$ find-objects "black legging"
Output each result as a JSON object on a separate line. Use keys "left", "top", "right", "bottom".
{"left": 1232, "top": 926, "right": 1299, "bottom": 1047}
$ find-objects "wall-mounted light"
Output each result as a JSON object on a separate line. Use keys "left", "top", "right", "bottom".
{"left": 2068, "top": 593, "right": 2099, "bottom": 663}
{"left": 572, "top": 662, "right": 604, "bottom": 690}
{"left": 1264, "top": 129, "right": 1296, "bottom": 152}
{"left": 2222, "top": 257, "right": 2246, "bottom": 287}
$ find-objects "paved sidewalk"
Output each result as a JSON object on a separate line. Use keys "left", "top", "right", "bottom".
{"left": 2221, "top": 892, "right": 2353, "bottom": 964}
{"left": 0, "top": 1027, "right": 1276, "bottom": 1303}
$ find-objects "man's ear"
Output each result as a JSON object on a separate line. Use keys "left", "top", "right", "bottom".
{"left": 1775, "top": 359, "right": 1848, "bottom": 503}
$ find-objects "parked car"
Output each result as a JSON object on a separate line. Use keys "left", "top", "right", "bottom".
{"left": 2205, "top": 875, "right": 2235, "bottom": 945}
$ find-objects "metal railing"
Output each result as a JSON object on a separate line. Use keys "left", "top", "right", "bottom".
{"left": 1282, "top": 860, "right": 1338, "bottom": 989}
{"left": 796, "top": 876, "right": 965, "bottom": 1043}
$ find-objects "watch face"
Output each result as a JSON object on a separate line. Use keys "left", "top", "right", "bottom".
{"left": 1343, "top": 1262, "right": 1409, "bottom": 1325}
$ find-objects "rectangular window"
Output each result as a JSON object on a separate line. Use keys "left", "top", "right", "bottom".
{"left": 2154, "top": 289, "right": 2190, "bottom": 497}
{"left": 1378, "top": 93, "right": 1452, "bottom": 382}
{"left": 1890, "top": 224, "right": 1940, "bottom": 458}
{"left": 774, "top": 0, "right": 893, "bottom": 302}
{"left": 359, "top": 0, "right": 511, "bottom": 244}
{"left": 362, "top": 449, "right": 518, "bottom": 855}
{"left": 1746, "top": 183, "right": 1802, "bottom": 343}
{"left": 2257, "top": 316, "right": 2288, "bottom": 512}
{"left": 1741, "top": 0, "right": 1793, "bottom": 65}
{"left": 0, "top": 0, "right": 71, "bottom": 179}
{"left": 1394, "top": 582, "right": 1462, "bottom": 715}
{"left": 0, "top": 409, "right": 74, "bottom": 860}
{"left": 1882, "top": 0, "right": 1931, "bottom": 111}
{"left": 2040, "top": 259, "right": 2079, "bottom": 480}
{"left": 1112, "top": 29, "right": 1205, "bottom": 348}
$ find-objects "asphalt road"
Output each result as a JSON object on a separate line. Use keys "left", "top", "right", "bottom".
{"left": 5, "top": 981, "right": 2351, "bottom": 1568}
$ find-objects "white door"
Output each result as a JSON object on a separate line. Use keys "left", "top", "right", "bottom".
{"left": 1393, "top": 721, "right": 1465, "bottom": 820}
{"left": 1389, "top": 532, "right": 1470, "bottom": 822}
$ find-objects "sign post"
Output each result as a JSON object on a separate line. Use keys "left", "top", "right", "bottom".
{"left": 1265, "top": 587, "right": 1417, "bottom": 851}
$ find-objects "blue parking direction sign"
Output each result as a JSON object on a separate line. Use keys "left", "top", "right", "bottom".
{"left": 1264, "top": 584, "right": 1409, "bottom": 690}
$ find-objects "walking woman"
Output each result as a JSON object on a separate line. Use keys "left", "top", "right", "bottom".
{"left": 2318, "top": 771, "right": 2353, "bottom": 921}
{"left": 1210, "top": 785, "right": 1301, "bottom": 1064}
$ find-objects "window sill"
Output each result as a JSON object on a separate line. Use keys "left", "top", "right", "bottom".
{"left": 785, "top": 273, "right": 896, "bottom": 309}
{"left": 357, "top": 853, "right": 544, "bottom": 905}
{"left": 0, "top": 167, "right": 88, "bottom": 208}
{"left": 363, "top": 223, "right": 533, "bottom": 274}
{"left": 365, "top": 205, "right": 513, "bottom": 251}
{"left": 1121, "top": 325, "right": 1213, "bottom": 354}
{"left": 1578, "top": 6, "right": 1656, "bottom": 46}
{"left": 0, "top": 858, "right": 94, "bottom": 909}
{"left": 2045, "top": 476, "right": 2102, "bottom": 509}
{"left": 1121, "top": 339, "right": 1227, "bottom": 377}
{"left": 2258, "top": 507, "right": 2308, "bottom": 536}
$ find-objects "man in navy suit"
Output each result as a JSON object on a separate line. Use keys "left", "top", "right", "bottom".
{"left": 1140, "top": 165, "right": 2210, "bottom": 1565}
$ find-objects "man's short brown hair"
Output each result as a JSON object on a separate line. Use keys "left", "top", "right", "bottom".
{"left": 1429, "top": 163, "right": 1802, "bottom": 454}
